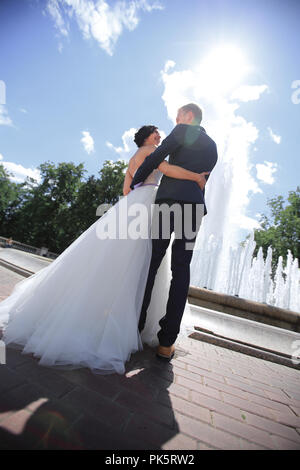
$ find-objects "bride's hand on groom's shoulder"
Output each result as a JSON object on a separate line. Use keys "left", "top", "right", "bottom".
{"left": 196, "top": 172, "right": 210, "bottom": 191}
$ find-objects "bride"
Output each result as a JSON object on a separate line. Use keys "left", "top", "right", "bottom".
{"left": 0, "top": 125, "right": 206, "bottom": 375}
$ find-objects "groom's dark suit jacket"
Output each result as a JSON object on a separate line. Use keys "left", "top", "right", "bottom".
{"left": 130, "top": 124, "right": 218, "bottom": 216}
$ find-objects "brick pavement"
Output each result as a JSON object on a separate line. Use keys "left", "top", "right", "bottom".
{"left": 0, "top": 265, "right": 300, "bottom": 450}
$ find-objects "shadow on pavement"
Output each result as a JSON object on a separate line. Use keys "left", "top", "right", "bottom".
{"left": 0, "top": 343, "right": 181, "bottom": 450}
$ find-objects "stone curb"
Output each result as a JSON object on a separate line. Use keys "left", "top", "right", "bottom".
{"left": 189, "top": 286, "right": 300, "bottom": 332}
{"left": 189, "top": 330, "right": 300, "bottom": 371}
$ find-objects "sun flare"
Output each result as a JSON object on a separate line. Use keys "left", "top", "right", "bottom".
{"left": 196, "top": 44, "right": 250, "bottom": 97}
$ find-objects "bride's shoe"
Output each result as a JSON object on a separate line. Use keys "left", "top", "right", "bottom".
{"left": 156, "top": 344, "right": 175, "bottom": 361}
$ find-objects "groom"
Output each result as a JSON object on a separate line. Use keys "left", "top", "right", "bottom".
{"left": 130, "top": 103, "right": 218, "bottom": 360}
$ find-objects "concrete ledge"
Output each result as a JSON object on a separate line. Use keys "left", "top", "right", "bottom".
{"left": 189, "top": 330, "right": 300, "bottom": 371}
{"left": 188, "top": 286, "right": 300, "bottom": 333}
{"left": 0, "top": 259, "right": 34, "bottom": 278}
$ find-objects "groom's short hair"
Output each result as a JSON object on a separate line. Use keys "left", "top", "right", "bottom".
{"left": 180, "top": 103, "right": 202, "bottom": 124}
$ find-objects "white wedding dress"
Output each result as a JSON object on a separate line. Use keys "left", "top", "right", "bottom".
{"left": 0, "top": 168, "right": 195, "bottom": 375}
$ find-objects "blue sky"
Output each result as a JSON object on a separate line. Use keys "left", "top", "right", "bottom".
{"left": 0, "top": 0, "right": 299, "bottom": 244}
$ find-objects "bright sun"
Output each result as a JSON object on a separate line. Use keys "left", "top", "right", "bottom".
{"left": 196, "top": 44, "right": 250, "bottom": 97}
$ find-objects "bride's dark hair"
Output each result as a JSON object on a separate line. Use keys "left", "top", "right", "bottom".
{"left": 134, "top": 125, "right": 158, "bottom": 148}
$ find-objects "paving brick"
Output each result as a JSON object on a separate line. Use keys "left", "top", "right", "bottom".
{"left": 161, "top": 433, "right": 198, "bottom": 450}
{"left": 143, "top": 363, "right": 177, "bottom": 383}
{"left": 186, "top": 363, "right": 226, "bottom": 384}
{"left": 224, "top": 375, "right": 277, "bottom": 396}
{"left": 0, "top": 366, "right": 27, "bottom": 394}
{"left": 197, "top": 441, "right": 217, "bottom": 450}
{"left": 15, "top": 405, "right": 82, "bottom": 449}
{"left": 263, "top": 388, "right": 299, "bottom": 405}
{"left": 268, "top": 408, "right": 300, "bottom": 428}
{"left": 175, "top": 375, "right": 222, "bottom": 400}
{"left": 104, "top": 371, "right": 159, "bottom": 400}
{"left": 190, "top": 390, "right": 242, "bottom": 421}
{"left": 289, "top": 405, "right": 300, "bottom": 416}
{"left": 176, "top": 412, "right": 267, "bottom": 450}
{"left": 60, "top": 387, "right": 131, "bottom": 430}
{"left": 55, "top": 368, "right": 121, "bottom": 400}
{"left": 5, "top": 347, "right": 37, "bottom": 369}
{"left": 0, "top": 381, "right": 52, "bottom": 413}
{"left": 115, "top": 390, "right": 175, "bottom": 428}
{"left": 67, "top": 413, "right": 145, "bottom": 450}
{"left": 12, "top": 360, "right": 53, "bottom": 382}
{"left": 282, "top": 388, "right": 300, "bottom": 401}
{"left": 125, "top": 412, "right": 184, "bottom": 449}
{"left": 28, "top": 371, "right": 76, "bottom": 399}
{"left": 134, "top": 368, "right": 174, "bottom": 393}
{"left": 205, "top": 375, "right": 268, "bottom": 398}
{"left": 269, "top": 435, "right": 300, "bottom": 450}
{"left": 242, "top": 371, "right": 299, "bottom": 392}
{"left": 175, "top": 354, "right": 233, "bottom": 377}
{"left": 159, "top": 381, "right": 190, "bottom": 401}
{"left": 241, "top": 410, "right": 300, "bottom": 443}
{"left": 2, "top": 267, "right": 300, "bottom": 451}
{"left": 204, "top": 376, "right": 296, "bottom": 416}
{"left": 212, "top": 411, "right": 274, "bottom": 449}
{"left": 173, "top": 365, "right": 205, "bottom": 385}
{"left": 222, "top": 391, "right": 283, "bottom": 422}
{"left": 158, "top": 392, "right": 211, "bottom": 424}
{"left": 30, "top": 396, "right": 82, "bottom": 427}
{"left": 172, "top": 355, "right": 212, "bottom": 371}
{"left": 224, "top": 391, "right": 300, "bottom": 431}
{"left": 238, "top": 440, "right": 269, "bottom": 450}
{"left": 167, "top": 357, "right": 187, "bottom": 371}
{"left": 0, "top": 426, "right": 20, "bottom": 449}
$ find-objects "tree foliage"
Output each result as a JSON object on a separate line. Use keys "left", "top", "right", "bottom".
{"left": 0, "top": 159, "right": 127, "bottom": 254}
{"left": 253, "top": 186, "right": 300, "bottom": 271}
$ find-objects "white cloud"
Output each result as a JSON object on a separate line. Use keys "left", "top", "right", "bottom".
{"left": 268, "top": 127, "right": 281, "bottom": 144}
{"left": 106, "top": 128, "right": 137, "bottom": 159}
{"left": 46, "top": 0, "right": 163, "bottom": 55}
{"left": 230, "top": 85, "right": 268, "bottom": 102}
{"left": 81, "top": 130, "right": 95, "bottom": 154}
{"left": 45, "top": 0, "right": 69, "bottom": 37}
{"left": 164, "top": 60, "right": 175, "bottom": 73}
{"left": 107, "top": 127, "right": 167, "bottom": 162}
{"left": 0, "top": 105, "right": 13, "bottom": 126}
{"left": 160, "top": 48, "right": 268, "bottom": 249}
{"left": 20, "top": 108, "right": 28, "bottom": 114}
{"left": 0, "top": 157, "right": 41, "bottom": 184}
{"left": 256, "top": 161, "right": 278, "bottom": 184}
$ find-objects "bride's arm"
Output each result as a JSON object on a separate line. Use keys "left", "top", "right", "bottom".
{"left": 158, "top": 160, "right": 210, "bottom": 191}
{"left": 123, "top": 147, "right": 152, "bottom": 195}
{"left": 123, "top": 156, "right": 137, "bottom": 196}
{"left": 123, "top": 167, "right": 133, "bottom": 196}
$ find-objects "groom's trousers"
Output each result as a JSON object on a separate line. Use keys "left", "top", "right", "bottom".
{"left": 138, "top": 199, "right": 203, "bottom": 347}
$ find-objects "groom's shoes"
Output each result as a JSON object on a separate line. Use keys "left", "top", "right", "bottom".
{"left": 156, "top": 344, "right": 175, "bottom": 361}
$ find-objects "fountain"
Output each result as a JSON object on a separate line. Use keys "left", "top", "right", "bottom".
{"left": 190, "top": 230, "right": 300, "bottom": 312}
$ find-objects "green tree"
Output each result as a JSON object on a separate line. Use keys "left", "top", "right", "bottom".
{"left": 1, "top": 159, "right": 128, "bottom": 254}
{"left": 252, "top": 187, "right": 300, "bottom": 273}
{"left": 97, "top": 159, "right": 127, "bottom": 205}
{"left": 0, "top": 164, "right": 29, "bottom": 235}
